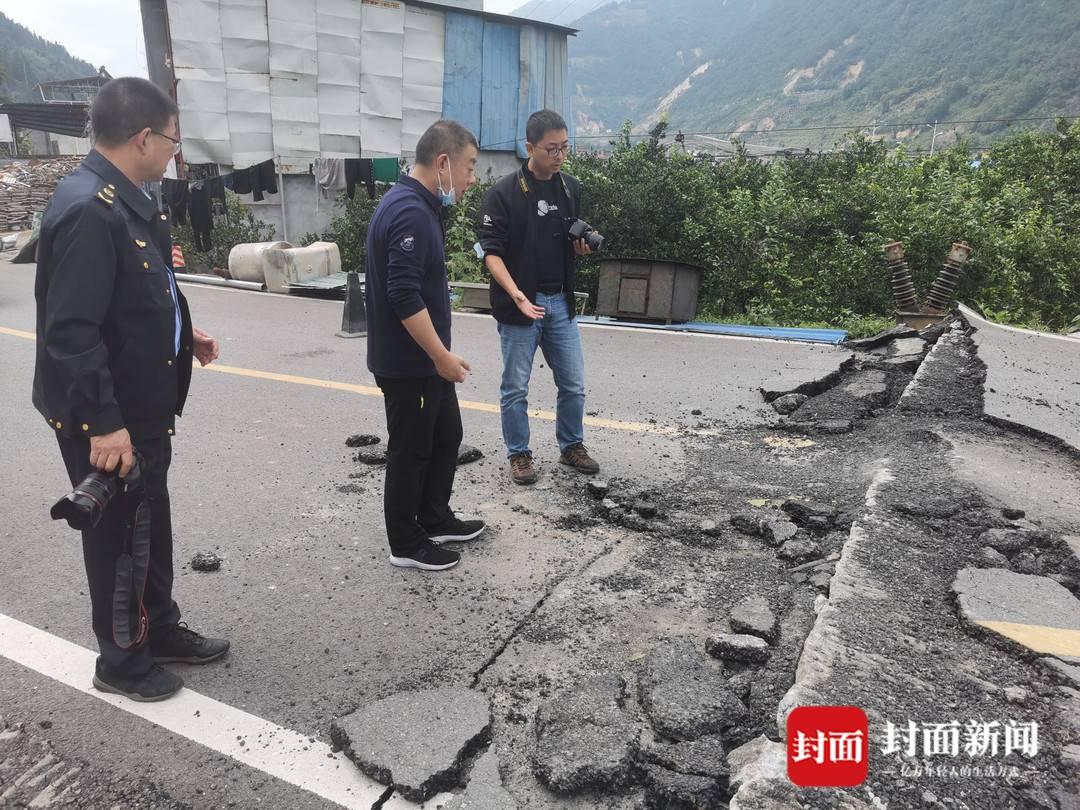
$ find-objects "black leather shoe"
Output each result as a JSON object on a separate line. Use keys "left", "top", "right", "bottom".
{"left": 93, "top": 659, "right": 183, "bottom": 702}
{"left": 150, "top": 622, "right": 230, "bottom": 665}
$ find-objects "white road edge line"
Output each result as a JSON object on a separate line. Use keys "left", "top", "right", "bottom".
{"left": 0, "top": 613, "right": 449, "bottom": 810}
{"left": 958, "top": 303, "right": 1079, "bottom": 344}
{"left": 173, "top": 280, "right": 834, "bottom": 346}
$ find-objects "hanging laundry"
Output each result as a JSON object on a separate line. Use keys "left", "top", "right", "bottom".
{"left": 188, "top": 183, "right": 213, "bottom": 252}
{"left": 228, "top": 159, "right": 278, "bottom": 201}
{"left": 372, "top": 158, "right": 401, "bottom": 184}
{"left": 345, "top": 158, "right": 375, "bottom": 200}
{"left": 162, "top": 178, "right": 189, "bottom": 227}
{"left": 315, "top": 158, "right": 348, "bottom": 197}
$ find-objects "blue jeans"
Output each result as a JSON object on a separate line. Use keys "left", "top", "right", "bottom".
{"left": 498, "top": 291, "right": 586, "bottom": 456}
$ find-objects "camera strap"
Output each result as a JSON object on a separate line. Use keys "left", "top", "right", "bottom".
{"left": 112, "top": 499, "right": 152, "bottom": 650}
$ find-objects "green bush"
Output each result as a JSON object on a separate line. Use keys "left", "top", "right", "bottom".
{"left": 563, "top": 118, "right": 1080, "bottom": 332}
{"left": 301, "top": 190, "right": 383, "bottom": 273}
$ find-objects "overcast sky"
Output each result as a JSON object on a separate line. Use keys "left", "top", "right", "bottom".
{"left": 0, "top": 0, "right": 523, "bottom": 80}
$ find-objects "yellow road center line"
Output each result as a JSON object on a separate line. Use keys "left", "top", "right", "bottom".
{"left": 1, "top": 327, "right": 676, "bottom": 436}
{"left": 976, "top": 620, "right": 1080, "bottom": 657}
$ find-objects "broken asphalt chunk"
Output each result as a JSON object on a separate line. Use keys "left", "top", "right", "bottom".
{"left": 345, "top": 434, "right": 380, "bottom": 448}
{"left": 330, "top": 687, "right": 491, "bottom": 802}
{"left": 587, "top": 479, "right": 610, "bottom": 499}
{"left": 978, "top": 528, "right": 1046, "bottom": 556}
{"left": 771, "top": 393, "right": 808, "bottom": 416}
{"left": 777, "top": 535, "right": 820, "bottom": 562}
{"left": 844, "top": 324, "right": 919, "bottom": 350}
{"left": 640, "top": 734, "right": 729, "bottom": 780}
{"left": 729, "top": 596, "right": 779, "bottom": 645}
{"left": 705, "top": 633, "right": 771, "bottom": 665}
{"left": 533, "top": 674, "right": 639, "bottom": 794}
{"left": 354, "top": 446, "right": 388, "bottom": 465}
{"left": 781, "top": 499, "right": 838, "bottom": 529}
{"left": 190, "top": 552, "right": 222, "bottom": 572}
{"left": 457, "top": 444, "right": 484, "bottom": 465}
{"left": 640, "top": 763, "right": 724, "bottom": 810}
{"left": 639, "top": 639, "right": 748, "bottom": 740}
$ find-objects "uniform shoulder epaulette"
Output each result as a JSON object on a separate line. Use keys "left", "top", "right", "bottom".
{"left": 94, "top": 183, "right": 116, "bottom": 206}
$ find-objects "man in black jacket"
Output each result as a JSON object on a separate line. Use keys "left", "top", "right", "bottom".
{"left": 34, "top": 77, "right": 228, "bottom": 702}
{"left": 479, "top": 110, "right": 599, "bottom": 485}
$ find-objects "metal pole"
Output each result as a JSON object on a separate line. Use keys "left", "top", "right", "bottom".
{"left": 930, "top": 120, "right": 939, "bottom": 156}
{"left": 277, "top": 159, "right": 289, "bottom": 243}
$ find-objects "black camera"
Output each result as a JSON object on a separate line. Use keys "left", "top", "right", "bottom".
{"left": 567, "top": 219, "right": 604, "bottom": 252}
{"left": 51, "top": 455, "right": 143, "bottom": 530}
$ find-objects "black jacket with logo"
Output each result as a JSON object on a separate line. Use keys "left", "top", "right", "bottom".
{"left": 479, "top": 162, "right": 582, "bottom": 326}
{"left": 33, "top": 150, "right": 194, "bottom": 440}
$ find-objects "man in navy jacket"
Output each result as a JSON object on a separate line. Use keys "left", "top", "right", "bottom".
{"left": 365, "top": 120, "right": 485, "bottom": 571}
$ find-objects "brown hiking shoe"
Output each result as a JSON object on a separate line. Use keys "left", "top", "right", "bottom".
{"left": 509, "top": 452, "right": 538, "bottom": 485}
{"left": 559, "top": 443, "right": 600, "bottom": 475}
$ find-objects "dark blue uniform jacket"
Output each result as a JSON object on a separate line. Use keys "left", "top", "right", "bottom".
{"left": 33, "top": 151, "right": 194, "bottom": 440}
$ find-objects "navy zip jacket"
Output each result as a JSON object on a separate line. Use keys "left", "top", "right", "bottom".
{"left": 365, "top": 175, "right": 451, "bottom": 378}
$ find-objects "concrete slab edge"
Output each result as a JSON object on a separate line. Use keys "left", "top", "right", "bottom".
{"left": 727, "top": 465, "right": 895, "bottom": 808}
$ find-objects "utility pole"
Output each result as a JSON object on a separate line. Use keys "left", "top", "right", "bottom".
{"left": 930, "top": 120, "right": 940, "bottom": 156}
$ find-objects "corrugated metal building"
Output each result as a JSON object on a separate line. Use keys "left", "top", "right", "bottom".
{"left": 138, "top": 0, "right": 576, "bottom": 240}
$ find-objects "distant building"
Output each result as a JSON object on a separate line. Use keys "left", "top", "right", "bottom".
{"left": 139, "top": 0, "right": 578, "bottom": 240}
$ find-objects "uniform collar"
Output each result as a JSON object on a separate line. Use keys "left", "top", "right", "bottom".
{"left": 397, "top": 174, "right": 442, "bottom": 216}
{"left": 83, "top": 150, "right": 159, "bottom": 222}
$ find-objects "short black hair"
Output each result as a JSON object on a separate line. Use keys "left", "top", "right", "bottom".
{"left": 90, "top": 77, "right": 179, "bottom": 147}
{"left": 415, "top": 120, "right": 479, "bottom": 166}
{"left": 526, "top": 110, "right": 568, "bottom": 145}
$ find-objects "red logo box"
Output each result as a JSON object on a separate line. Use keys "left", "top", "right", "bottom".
{"left": 787, "top": 706, "right": 869, "bottom": 787}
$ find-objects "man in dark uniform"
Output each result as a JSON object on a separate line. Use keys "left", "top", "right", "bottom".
{"left": 34, "top": 77, "right": 229, "bottom": 701}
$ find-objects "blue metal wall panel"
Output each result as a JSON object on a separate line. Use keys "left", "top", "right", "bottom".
{"left": 442, "top": 13, "right": 483, "bottom": 138}
{"left": 545, "top": 30, "right": 574, "bottom": 141}
{"left": 517, "top": 26, "right": 547, "bottom": 158}
{"left": 480, "top": 20, "right": 520, "bottom": 152}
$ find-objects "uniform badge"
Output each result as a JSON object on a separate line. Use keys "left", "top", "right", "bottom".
{"left": 401, "top": 235, "right": 416, "bottom": 253}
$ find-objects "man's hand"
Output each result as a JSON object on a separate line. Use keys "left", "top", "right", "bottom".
{"left": 90, "top": 428, "right": 134, "bottom": 476}
{"left": 192, "top": 327, "right": 220, "bottom": 367}
{"left": 514, "top": 291, "right": 545, "bottom": 320}
{"left": 573, "top": 238, "right": 593, "bottom": 257}
{"left": 435, "top": 351, "right": 471, "bottom": 384}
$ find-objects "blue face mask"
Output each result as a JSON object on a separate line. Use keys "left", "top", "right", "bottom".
{"left": 437, "top": 158, "right": 456, "bottom": 207}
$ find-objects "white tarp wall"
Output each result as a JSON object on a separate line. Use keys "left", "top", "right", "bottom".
{"left": 161, "top": 0, "right": 570, "bottom": 170}
{"left": 401, "top": 6, "right": 445, "bottom": 157}
{"left": 268, "top": 0, "right": 320, "bottom": 163}
{"left": 316, "top": 0, "right": 363, "bottom": 157}
{"left": 221, "top": 0, "right": 274, "bottom": 167}
{"left": 169, "top": 0, "right": 231, "bottom": 163}
{"left": 359, "top": 0, "right": 405, "bottom": 158}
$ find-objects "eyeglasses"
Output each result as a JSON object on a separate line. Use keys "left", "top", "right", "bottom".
{"left": 541, "top": 144, "right": 571, "bottom": 158}
{"left": 128, "top": 128, "right": 183, "bottom": 155}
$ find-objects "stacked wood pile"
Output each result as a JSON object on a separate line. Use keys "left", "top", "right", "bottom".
{"left": 0, "top": 157, "right": 81, "bottom": 231}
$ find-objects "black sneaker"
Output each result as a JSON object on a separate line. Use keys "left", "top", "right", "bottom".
{"left": 93, "top": 660, "right": 183, "bottom": 702}
{"left": 150, "top": 622, "right": 230, "bottom": 665}
{"left": 426, "top": 517, "right": 486, "bottom": 545}
{"left": 390, "top": 541, "right": 461, "bottom": 571}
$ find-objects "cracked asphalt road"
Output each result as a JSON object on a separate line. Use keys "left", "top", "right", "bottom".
{"left": 2, "top": 255, "right": 1078, "bottom": 809}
